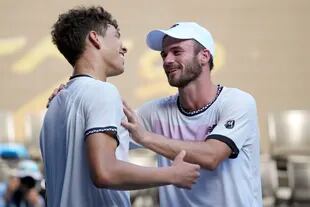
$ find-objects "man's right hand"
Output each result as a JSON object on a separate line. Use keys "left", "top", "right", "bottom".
{"left": 121, "top": 100, "right": 149, "bottom": 144}
{"left": 171, "top": 150, "right": 200, "bottom": 189}
{"left": 46, "top": 84, "right": 66, "bottom": 108}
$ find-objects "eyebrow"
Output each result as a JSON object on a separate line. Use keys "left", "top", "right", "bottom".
{"left": 170, "top": 46, "right": 184, "bottom": 51}
{"left": 161, "top": 46, "right": 184, "bottom": 54}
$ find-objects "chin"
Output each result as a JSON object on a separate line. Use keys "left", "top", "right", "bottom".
{"left": 118, "top": 66, "right": 125, "bottom": 74}
{"left": 168, "top": 78, "right": 189, "bottom": 88}
{"left": 118, "top": 70, "right": 124, "bottom": 75}
{"left": 109, "top": 68, "right": 124, "bottom": 77}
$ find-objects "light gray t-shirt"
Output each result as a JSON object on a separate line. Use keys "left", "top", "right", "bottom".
{"left": 137, "top": 86, "right": 262, "bottom": 207}
{"left": 40, "top": 76, "right": 130, "bottom": 207}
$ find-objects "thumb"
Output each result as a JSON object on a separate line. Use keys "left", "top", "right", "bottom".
{"left": 174, "top": 150, "right": 186, "bottom": 162}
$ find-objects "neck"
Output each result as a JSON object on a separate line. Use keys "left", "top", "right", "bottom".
{"left": 178, "top": 73, "right": 217, "bottom": 112}
{"left": 73, "top": 53, "right": 107, "bottom": 81}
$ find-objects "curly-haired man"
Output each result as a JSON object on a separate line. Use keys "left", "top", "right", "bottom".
{"left": 40, "top": 6, "right": 200, "bottom": 207}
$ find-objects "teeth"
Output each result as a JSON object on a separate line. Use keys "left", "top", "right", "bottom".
{"left": 167, "top": 70, "right": 177, "bottom": 74}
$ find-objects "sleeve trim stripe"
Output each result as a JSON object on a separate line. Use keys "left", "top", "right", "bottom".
{"left": 84, "top": 127, "right": 119, "bottom": 146}
{"left": 206, "top": 134, "right": 239, "bottom": 159}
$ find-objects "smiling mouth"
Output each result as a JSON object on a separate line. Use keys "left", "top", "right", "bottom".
{"left": 165, "top": 69, "right": 179, "bottom": 76}
{"left": 166, "top": 67, "right": 179, "bottom": 72}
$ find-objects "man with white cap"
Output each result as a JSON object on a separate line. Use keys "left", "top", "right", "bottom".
{"left": 5, "top": 160, "right": 45, "bottom": 207}
{"left": 122, "top": 22, "right": 262, "bottom": 207}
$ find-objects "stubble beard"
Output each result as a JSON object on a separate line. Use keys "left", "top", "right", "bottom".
{"left": 167, "top": 57, "right": 202, "bottom": 88}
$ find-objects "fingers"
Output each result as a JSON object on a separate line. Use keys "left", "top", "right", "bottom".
{"left": 46, "top": 89, "right": 58, "bottom": 108}
{"left": 122, "top": 105, "right": 132, "bottom": 121}
{"left": 122, "top": 100, "right": 135, "bottom": 114}
{"left": 189, "top": 163, "right": 200, "bottom": 178}
{"left": 59, "top": 84, "right": 65, "bottom": 90}
{"left": 182, "top": 171, "right": 200, "bottom": 189}
{"left": 121, "top": 100, "right": 141, "bottom": 134}
{"left": 123, "top": 107, "right": 136, "bottom": 125}
{"left": 121, "top": 119, "right": 132, "bottom": 130}
{"left": 122, "top": 99, "right": 129, "bottom": 109}
{"left": 192, "top": 163, "right": 200, "bottom": 171}
{"left": 194, "top": 167, "right": 200, "bottom": 178}
{"left": 46, "top": 84, "right": 66, "bottom": 108}
{"left": 122, "top": 102, "right": 137, "bottom": 124}
{"left": 176, "top": 161, "right": 200, "bottom": 189}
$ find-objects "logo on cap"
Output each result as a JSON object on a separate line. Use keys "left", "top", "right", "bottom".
{"left": 170, "top": 24, "right": 179, "bottom": 28}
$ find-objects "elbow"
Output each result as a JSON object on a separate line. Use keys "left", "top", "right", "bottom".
{"left": 91, "top": 169, "right": 117, "bottom": 188}
{"left": 201, "top": 156, "right": 221, "bottom": 171}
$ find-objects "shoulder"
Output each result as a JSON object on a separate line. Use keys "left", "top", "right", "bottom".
{"left": 74, "top": 80, "right": 122, "bottom": 110}
{"left": 220, "top": 87, "right": 256, "bottom": 106}
{"left": 137, "top": 94, "right": 178, "bottom": 115}
{"left": 82, "top": 80, "right": 120, "bottom": 99}
{"left": 143, "top": 95, "right": 177, "bottom": 108}
{"left": 217, "top": 87, "right": 257, "bottom": 116}
{"left": 88, "top": 80, "right": 119, "bottom": 94}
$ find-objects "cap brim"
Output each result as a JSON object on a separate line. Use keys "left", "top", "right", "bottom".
{"left": 10, "top": 169, "right": 42, "bottom": 180}
{"left": 146, "top": 30, "right": 167, "bottom": 51}
{"left": 146, "top": 28, "right": 195, "bottom": 51}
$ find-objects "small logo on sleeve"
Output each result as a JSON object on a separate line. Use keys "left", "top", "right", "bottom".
{"left": 224, "top": 120, "right": 235, "bottom": 129}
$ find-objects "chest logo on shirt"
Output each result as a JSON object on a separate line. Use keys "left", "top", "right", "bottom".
{"left": 224, "top": 120, "right": 235, "bottom": 129}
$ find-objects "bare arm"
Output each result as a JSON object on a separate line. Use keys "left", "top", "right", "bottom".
{"left": 86, "top": 132, "right": 200, "bottom": 190}
{"left": 121, "top": 101, "right": 232, "bottom": 170}
{"left": 46, "top": 85, "right": 200, "bottom": 189}
{"left": 136, "top": 133, "right": 231, "bottom": 170}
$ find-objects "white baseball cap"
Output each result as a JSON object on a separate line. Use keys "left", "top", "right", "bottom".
{"left": 146, "top": 22, "right": 215, "bottom": 56}
{"left": 11, "top": 160, "right": 42, "bottom": 180}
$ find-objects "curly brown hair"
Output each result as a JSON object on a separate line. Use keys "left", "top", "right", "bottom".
{"left": 51, "top": 6, "right": 118, "bottom": 66}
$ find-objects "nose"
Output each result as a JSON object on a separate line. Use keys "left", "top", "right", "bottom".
{"left": 163, "top": 52, "right": 174, "bottom": 67}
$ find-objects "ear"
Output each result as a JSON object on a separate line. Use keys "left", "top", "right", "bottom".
{"left": 88, "top": 31, "right": 101, "bottom": 49}
{"left": 199, "top": 49, "right": 211, "bottom": 66}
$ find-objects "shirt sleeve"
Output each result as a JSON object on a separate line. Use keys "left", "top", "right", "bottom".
{"left": 83, "top": 82, "right": 122, "bottom": 146}
{"left": 207, "top": 90, "right": 258, "bottom": 159}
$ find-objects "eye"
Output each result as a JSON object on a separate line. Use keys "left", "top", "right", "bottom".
{"left": 173, "top": 50, "right": 182, "bottom": 56}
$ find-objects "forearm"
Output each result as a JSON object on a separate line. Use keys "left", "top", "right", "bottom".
{"left": 141, "top": 132, "right": 218, "bottom": 170}
{"left": 87, "top": 128, "right": 199, "bottom": 190}
{"left": 96, "top": 160, "right": 174, "bottom": 190}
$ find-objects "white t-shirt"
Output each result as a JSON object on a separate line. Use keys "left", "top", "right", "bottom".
{"left": 40, "top": 75, "right": 130, "bottom": 207}
{"left": 137, "top": 85, "right": 262, "bottom": 207}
